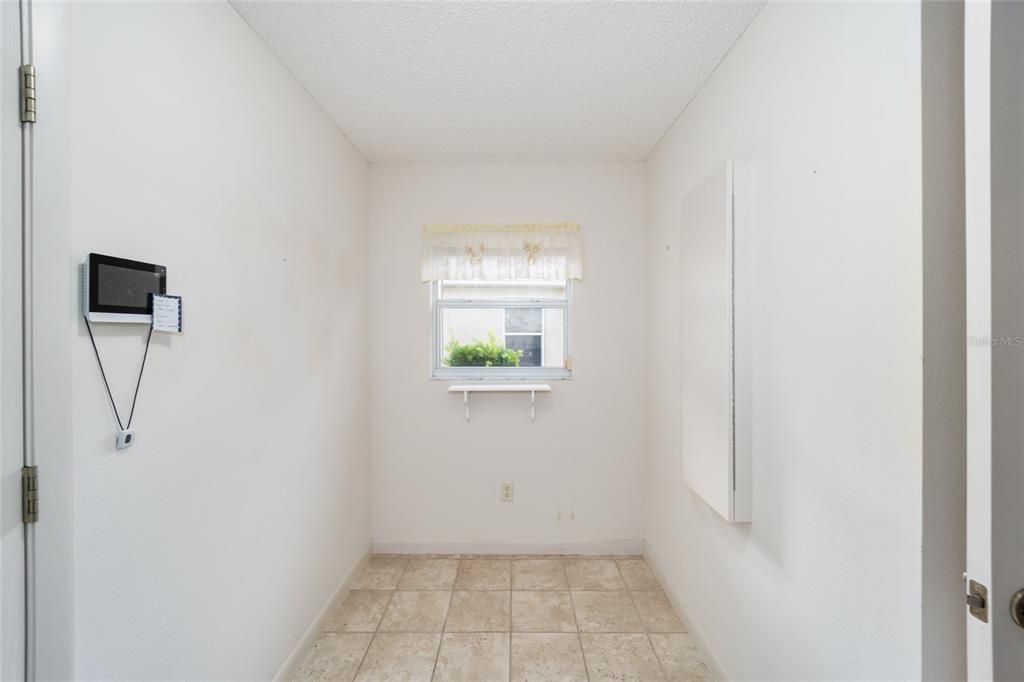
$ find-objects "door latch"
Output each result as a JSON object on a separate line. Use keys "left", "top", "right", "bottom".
{"left": 967, "top": 579, "right": 988, "bottom": 623}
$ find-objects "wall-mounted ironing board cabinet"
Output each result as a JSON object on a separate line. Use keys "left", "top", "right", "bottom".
{"left": 679, "top": 161, "right": 752, "bottom": 523}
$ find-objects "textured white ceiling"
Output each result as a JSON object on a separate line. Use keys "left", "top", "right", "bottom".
{"left": 231, "top": 1, "right": 763, "bottom": 162}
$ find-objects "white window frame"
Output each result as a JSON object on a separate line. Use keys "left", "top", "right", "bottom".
{"left": 431, "top": 280, "right": 572, "bottom": 380}
{"left": 503, "top": 308, "right": 545, "bottom": 367}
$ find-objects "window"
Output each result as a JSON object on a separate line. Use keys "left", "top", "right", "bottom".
{"left": 432, "top": 279, "right": 571, "bottom": 379}
{"left": 421, "top": 222, "right": 581, "bottom": 379}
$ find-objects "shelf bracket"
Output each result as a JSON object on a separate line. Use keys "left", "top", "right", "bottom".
{"left": 447, "top": 384, "right": 552, "bottom": 423}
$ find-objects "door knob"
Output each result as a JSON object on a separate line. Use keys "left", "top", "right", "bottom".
{"left": 1011, "top": 589, "right": 1024, "bottom": 629}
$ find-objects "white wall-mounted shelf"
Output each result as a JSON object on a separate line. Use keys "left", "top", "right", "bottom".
{"left": 447, "top": 384, "right": 552, "bottom": 422}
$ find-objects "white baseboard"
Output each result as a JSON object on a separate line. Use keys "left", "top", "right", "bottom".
{"left": 273, "top": 545, "right": 372, "bottom": 682}
{"left": 643, "top": 542, "right": 729, "bottom": 682}
{"left": 371, "top": 538, "right": 645, "bottom": 556}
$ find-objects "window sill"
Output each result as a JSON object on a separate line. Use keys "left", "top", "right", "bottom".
{"left": 431, "top": 369, "right": 572, "bottom": 382}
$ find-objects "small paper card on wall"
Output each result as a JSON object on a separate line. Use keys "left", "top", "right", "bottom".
{"left": 151, "top": 294, "right": 182, "bottom": 333}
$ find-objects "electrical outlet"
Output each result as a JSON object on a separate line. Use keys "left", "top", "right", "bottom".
{"left": 501, "top": 482, "right": 514, "bottom": 502}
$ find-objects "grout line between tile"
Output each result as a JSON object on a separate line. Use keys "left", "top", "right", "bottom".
{"left": 350, "top": 559, "right": 406, "bottom": 682}
{"left": 428, "top": 579, "right": 455, "bottom": 681}
{"left": 640, "top": 554, "right": 715, "bottom": 679}
{"left": 617, "top": 558, "right": 668, "bottom": 682}
{"left": 368, "top": 630, "right": 655, "bottom": 634}
{"left": 453, "top": 557, "right": 467, "bottom": 592}
{"left": 648, "top": 635, "right": 673, "bottom": 682}
{"left": 507, "top": 588, "right": 512, "bottom": 682}
{"left": 340, "top": 555, "right": 687, "bottom": 682}
{"left": 565, "top": 560, "right": 591, "bottom": 682}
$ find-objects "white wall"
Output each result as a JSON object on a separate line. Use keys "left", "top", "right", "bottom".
{"left": 644, "top": 3, "right": 923, "bottom": 680}
{"left": 68, "top": 3, "right": 370, "bottom": 679}
{"left": 368, "top": 162, "right": 646, "bottom": 553}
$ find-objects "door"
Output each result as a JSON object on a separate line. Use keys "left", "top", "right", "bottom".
{"left": 965, "top": 1, "right": 1024, "bottom": 679}
{"left": 2, "top": 0, "right": 74, "bottom": 678}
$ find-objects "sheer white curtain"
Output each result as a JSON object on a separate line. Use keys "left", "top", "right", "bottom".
{"left": 420, "top": 223, "right": 582, "bottom": 282}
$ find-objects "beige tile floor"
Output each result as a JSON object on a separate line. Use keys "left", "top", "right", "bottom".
{"left": 295, "top": 555, "right": 714, "bottom": 682}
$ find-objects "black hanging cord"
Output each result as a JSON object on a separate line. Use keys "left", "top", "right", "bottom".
{"left": 127, "top": 324, "right": 154, "bottom": 428}
{"left": 83, "top": 315, "right": 154, "bottom": 431}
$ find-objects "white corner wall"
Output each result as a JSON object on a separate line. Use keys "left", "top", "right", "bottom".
{"left": 644, "top": 3, "right": 923, "bottom": 679}
{"left": 68, "top": 2, "right": 370, "bottom": 679}
{"left": 368, "top": 162, "right": 646, "bottom": 554}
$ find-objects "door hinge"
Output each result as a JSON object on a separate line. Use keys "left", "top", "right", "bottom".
{"left": 967, "top": 578, "right": 988, "bottom": 623}
{"left": 22, "top": 466, "right": 38, "bottom": 524}
{"left": 19, "top": 64, "right": 36, "bottom": 123}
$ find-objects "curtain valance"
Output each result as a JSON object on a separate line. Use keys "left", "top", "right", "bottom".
{"left": 420, "top": 222, "right": 582, "bottom": 282}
